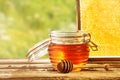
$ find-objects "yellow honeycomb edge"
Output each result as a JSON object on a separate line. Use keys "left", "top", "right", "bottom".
{"left": 81, "top": 0, "right": 120, "bottom": 56}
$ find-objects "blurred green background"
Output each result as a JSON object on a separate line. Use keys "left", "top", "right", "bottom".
{"left": 0, "top": 0, "right": 76, "bottom": 58}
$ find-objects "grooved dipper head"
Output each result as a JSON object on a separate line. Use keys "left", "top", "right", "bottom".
{"left": 57, "top": 59, "right": 73, "bottom": 73}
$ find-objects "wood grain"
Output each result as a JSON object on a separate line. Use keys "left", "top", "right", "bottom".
{"left": 0, "top": 59, "right": 120, "bottom": 80}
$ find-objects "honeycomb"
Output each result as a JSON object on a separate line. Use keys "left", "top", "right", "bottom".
{"left": 81, "top": 0, "right": 120, "bottom": 56}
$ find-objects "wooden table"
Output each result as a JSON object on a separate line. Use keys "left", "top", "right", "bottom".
{"left": 0, "top": 58, "right": 120, "bottom": 80}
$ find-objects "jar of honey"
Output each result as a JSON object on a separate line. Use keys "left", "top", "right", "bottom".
{"left": 27, "top": 30, "right": 97, "bottom": 71}
{"left": 48, "top": 31, "right": 92, "bottom": 71}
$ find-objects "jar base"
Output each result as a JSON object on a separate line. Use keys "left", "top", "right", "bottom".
{"left": 72, "top": 63, "right": 86, "bottom": 71}
{"left": 73, "top": 68, "right": 82, "bottom": 71}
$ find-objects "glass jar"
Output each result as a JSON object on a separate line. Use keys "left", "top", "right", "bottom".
{"left": 27, "top": 30, "right": 97, "bottom": 71}
{"left": 48, "top": 31, "right": 91, "bottom": 71}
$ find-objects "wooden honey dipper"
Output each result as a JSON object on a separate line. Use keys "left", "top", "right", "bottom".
{"left": 57, "top": 59, "right": 73, "bottom": 73}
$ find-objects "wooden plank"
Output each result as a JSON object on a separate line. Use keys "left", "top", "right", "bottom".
{"left": 0, "top": 56, "right": 119, "bottom": 64}
{"left": 0, "top": 63, "right": 120, "bottom": 69}
{"left": 89, "top": 56, "right": 120, "bottom": 61}
{"left": 0, "top": 68, "right": 120, "bottom": 80}
{"left": 0, "top": 59, "right": 50, "bottom": 64}
{"left": 0, "top": 58, "right": 119, "bottom": 70}
{"left": 0, "top": 59, "right": 120, "bottom": 80}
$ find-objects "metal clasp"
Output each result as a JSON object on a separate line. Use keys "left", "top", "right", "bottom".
{"left": 83, "top": 33, "right": 98, "bottom": 51}
{"left": 26, "top": 38, "right": 51, "bottom": 61}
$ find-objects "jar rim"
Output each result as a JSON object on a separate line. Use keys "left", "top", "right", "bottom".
{"left": 51, "top": 30, "right": 85, "bottom": 33}
{"left": 50, "top": 30, "right": 87, "bottom": 38}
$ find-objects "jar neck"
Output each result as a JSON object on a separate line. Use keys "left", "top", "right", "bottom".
{"left": 50, "top": 31, "right": 90, "bottom": 44}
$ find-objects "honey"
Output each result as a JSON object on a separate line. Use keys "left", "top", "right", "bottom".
{"left": 48, "top": 31, "right": 91, "bottom": 71}
{"left": 48, "top": 43, "right": 89, "bottom": 71}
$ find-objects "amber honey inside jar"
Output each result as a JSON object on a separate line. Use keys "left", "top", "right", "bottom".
{"left": 48, "top": 31, "right": 90, "bottom": 71}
